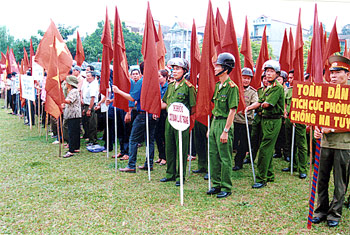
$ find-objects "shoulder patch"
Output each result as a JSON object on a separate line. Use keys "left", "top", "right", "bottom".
{"left": 229, "top": 81, "right": 237, "bottom": 88}
{"left": 185, "top": 80, "right": 193, "bottom": 87}
{"left": 250, "top": 86, "right": 257, "bottom": 92}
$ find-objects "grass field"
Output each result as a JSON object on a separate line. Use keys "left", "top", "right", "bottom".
{"left": 0, "top": 100, "right": 349, "bottom": 234}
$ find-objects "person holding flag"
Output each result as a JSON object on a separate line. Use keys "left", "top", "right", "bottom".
{"left": 312, "top": 55, "right": 350, "bottom": 228}
{"left": 160, "top": 58, "right": 196, "bottom": 186}
{"left": 206, "top": 53, "right": 239, "bottom": 198}
{"left": 245, "top": 60, "right": 285, "bottom": 189}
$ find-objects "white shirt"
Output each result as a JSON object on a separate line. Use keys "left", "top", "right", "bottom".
{"left": 82, "top": 79, "right": 99, "bottom": 105}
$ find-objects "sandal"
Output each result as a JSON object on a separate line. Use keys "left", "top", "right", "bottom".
{"left": 155, "top": 159, "right": 162, "bottom": 164}
{"left": 63, "top": 152, "right": 74, "bottom": 158}
{"left": 117, "top": 153, "right": 124, "bottom": 158}
{"left": 160, "top": 159, "right": 167, "bottom": 165}
{"left": 74, "top": 150, "right": 80, "bottom": 153}
{"left": 120, "top": 155, "right": 129, "bottom": 160}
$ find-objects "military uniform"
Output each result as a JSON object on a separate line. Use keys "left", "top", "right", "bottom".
{"left": 163, "top": 79, "right": 196, "bottom": 182}
{"left": 233, "top": 86, "right": 258, "bottom": 169}
{"left": 284, "top": 87, "right": 307, "bottom": 175}
{"left": 256, "top": 80, "right": 284, "bottom": 184}
{"left": 209, "top": 78, "right": 239, "bottom": 193}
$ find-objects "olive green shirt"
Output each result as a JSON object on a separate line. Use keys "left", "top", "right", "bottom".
{"left": 322, "top": 132, "right": 350, "bottom": 150}
{"left": 163, "top": 79, "right": 196, "bottom": 111}
{"left": 211, "top": 78, "right": 239, "bottom": 118}
{"left": 258, "top": 80, "right": 285, "bottom": 116}
{"left": 285, "top": 86, "right": 293, "bottom": 114}
{"left": 234, "top": 86, "right": 258, "bottom": 124}
{"left": 255, "top": 87, "right": 265, "bottom": 115}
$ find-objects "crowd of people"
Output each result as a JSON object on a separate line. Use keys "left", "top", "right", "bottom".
{"left": 1, "top": 52, "right": 350, "bottom": 228}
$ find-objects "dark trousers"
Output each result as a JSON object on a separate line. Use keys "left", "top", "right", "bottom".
{"left": 234, "top": 122, "right": 251, "bottom": 168}
{"left": 194, "top": 120, "right": 208, "bottom": 171}
{"left": 155, "top": 109, "right": 167, "bottom": 160}
{"left": 274, "top": 119, "right": 285, "bottom": 156}
{"left": 82, "top": 105, "right": 97, "bottom": 144}
{"left": 67, "top": 118, "right": 81, "bottom": 152}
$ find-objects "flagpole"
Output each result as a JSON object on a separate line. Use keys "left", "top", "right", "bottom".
{"left": 207, "top": 115, "right": 211, "bottom": 190}
{"left": 146, "top": 112, "right": 151, "bottom": 181}
{"left": 179, "top": 129, "right": 184, "bottom": 206}
{"left": 57, "top": 118, "right": 61, "bottom": 158}
{"left": 38, "top": 92, "right": 41, "bottom": 134}
{"left": 45, "top": 113, "right": 48, "bottom": 141}
{"left": 188, "top": 130, "right": 192, "bottom": 175}
{"left": 308, "top": 126, "right": 313, "bottom": 197}
{"left": 28, "top": 100, "right": 32, "bottom": 130}
{"left": 245, "top": 112, "right": 256, "bottom": 183}
{"left": 106, "top": 109, "right": 109, "bottom": 158}
{"left": 114, "top": 107, "right": 118, "bottom": 172}
{"left": 291, "top": 125, "right": 296, "bottom": 175}
{"left": 60, "top": 116, "right": 64, "bottom": 153}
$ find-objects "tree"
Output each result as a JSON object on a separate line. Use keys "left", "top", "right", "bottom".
{"left": 341, "top": 24, "right": 350, "bottom": 35}
{"left": 0, "top": 26, "right": 14, "bottom": 53}
{"left": 238, "top": 40, "right": 274, "bottom": 68}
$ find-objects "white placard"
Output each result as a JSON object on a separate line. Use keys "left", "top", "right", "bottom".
{"left": 15, "top": 74, "right": 20, "bottom": 89}
{"left": 168, "top": 102, "right": 190, "bottom": 131}
{"left": 21, "top": 75, "right": 35, "bottom": 101}
{"left": 32, "top": 56, "right": 43, "bottom": 83}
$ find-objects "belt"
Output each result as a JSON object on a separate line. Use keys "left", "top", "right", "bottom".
{"left": 262, "top": 115, "right": 282, "bottom": 119}
{"left": 213, "top": 116, "right": 226, "bottom": 120}
{"left": 138, "top": 111, "right": 146, "bottom": 114}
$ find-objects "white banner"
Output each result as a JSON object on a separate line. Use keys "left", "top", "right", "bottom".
{"left": 21, "top": 75, "right": 35, "bottom": 101}
{"left": 32, "top": 56, "right": 44, "bottom": 83}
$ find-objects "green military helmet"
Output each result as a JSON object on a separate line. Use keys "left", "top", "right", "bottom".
{"left": 168, "top": 57, "right": 189, "bottom": 73}
{"left": 242, "top": 67, "right": 253, "bottom": 77}
{"left": 263, "top": 60, "right": 280, "bottom": 73}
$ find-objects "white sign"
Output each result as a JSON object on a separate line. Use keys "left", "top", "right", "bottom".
{"left": 32, "top": 56, "right": 44, "bottom": 83}
{"left": 21, "top": 75, "right": 35, "bottom": 101}
{"left": 168, "top": 102, "right": 190, "bottom": 131}
{"left": 15, "top": 74, "right": 20, "bottom": 89}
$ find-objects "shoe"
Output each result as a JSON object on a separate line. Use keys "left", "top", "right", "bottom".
{"left": 159, "top": 160, "right": 166, "bottom": 165}
{"left": 119, "top": 167, "right": 136, "bottom": 173}
{"left": 282, "top": 167, "right": 297, "bottom": 172}
{"left": 116, "top": 153, "right": 124, "bottom": 158}
{"left": 138, "top": 165, "right": 153, "bottom": 171}
{"left": 207, "top": 187, "right": 221, "bottom": 195}
{"left": 160, "top": 177, "right": 175, "bottom": 182}
{"left": 192, "top": 169, "right": 207, "bottom": 173}
{"left": 120, "top": 155, "right": 129, "bottom": 160}
{"left": 285, "top": 157, "right": 291, "bottom": 162}
{"left": 204, "top": 173, "right": 209, "bottom": 180}
{"left": 311, "top": 216, "right": 326, "bottom": 224}
{"left": 232, "top": 166, "right": 242, "bottom": 171}
{"left": 175, "top": 180, "right": 185, "bottom": 186}
{"left": 52, "top": 140, "right": 60, "bottom": 144}
{"left": 63, "top": 152, "right": 74, "bottom": 158}
{"left": 327, "top": 220, "right": 339, "bottom": 227}
{"left": 273, "top": 153, "right": 282, "bottom": 158}
{"left": 299, "top": 173, "right": 307, "bottom": 179}
{"left": 243, "top": 159, "right": 251, "bottom": 164}
{"left": 252, "top": 182, "right": 266, "bottom": 189}
{"left": 217, "top": 191, "right": 232, "bottom": 198}
{"left": 155, "top": 159, "right": 162, "bottom": 164}
{"left": 187, "top": 155, "right": 196, "bottom": 161}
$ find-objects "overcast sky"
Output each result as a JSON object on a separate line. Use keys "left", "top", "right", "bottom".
{"left": 1, "top": 0, "right": 350, "bottom": 40}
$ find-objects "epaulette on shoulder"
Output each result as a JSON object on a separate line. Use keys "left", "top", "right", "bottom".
{"left": 169, "top": 80, "right": 175, "bottom": 85}
{"left": 185, "top": 80, "right": 193, "bottom": 87}
{"left": 229, "top": 81, "right": 237, "bottom": 88}
{"left": 250, "top": 86, "right": 257, "bottom": 92}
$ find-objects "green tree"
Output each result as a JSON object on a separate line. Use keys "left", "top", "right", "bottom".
{"left": 0, "top": 26, "right": 15, "bottom": 54}
{"left": 238, "top": 40, "right": 274, "bottom": 68}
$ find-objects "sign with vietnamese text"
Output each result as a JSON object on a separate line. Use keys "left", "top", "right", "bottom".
{"left": 168, "top": 102, "right": 190, "bottom": 131}
{"left": 21, "top": 75, "right": 35, "bottom": 101}
{"left": 290, "top": 81, "right": 350, "bottom": 131}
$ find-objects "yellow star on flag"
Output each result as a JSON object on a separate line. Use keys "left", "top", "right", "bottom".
{"left": 50, "top": 38, "right": 68, "bottom": 56}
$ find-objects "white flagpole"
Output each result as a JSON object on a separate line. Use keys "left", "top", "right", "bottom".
{"left": 106, "top": 110, "right": 109, "bottom": 158}
{"left": 179, "top": 129, "right": 184, "bottom": 206}
{"left": 291, "top": 124, "right": 296, "bottom": 175}
{"left": 114, "top": 108, "right": 118, "bottom": 172}
{"left": 207, "top": 115, "right": 211, "bottom": 190}
{"left": 245, "top": 112, "right": 256, "bottom": 183}
{"left": 28, "top": 100, "right": 32, "bottom": 130}
{"left": 146, "top": 112, "right": 151, "bottom": 181}
{"left": 188, "top": 130, "right": 192, "bottom": 175}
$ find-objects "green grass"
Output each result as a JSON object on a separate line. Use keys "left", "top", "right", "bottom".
{"left": 0, "top": 100, "right": 349, "bottom": 234}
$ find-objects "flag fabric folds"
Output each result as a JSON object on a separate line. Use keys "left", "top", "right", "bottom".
{"left": 156, "top": 22, "right": 166, "bottom": 70}
{"left": 240, "top": 16, "right": 254, "bottom": 72}
{"left": 310, "top": 5, "right": 323, "bottom": 83}
{"left": 75, "top": 31, "right": 85, "bottom": 67}
{"left": 190, "top": 19, "right": 201, "bottom": 88}
{"left": 23, "top": 47, "right": 30, "bottom": 73}
{"left": 292, "top": 9, "right": 304, "bottom": 83}
{"left": 279, "top": 29, "right": 290, "bottom": 73}
{"left": 215, "top": 8, "right": 226, "bottom": 55}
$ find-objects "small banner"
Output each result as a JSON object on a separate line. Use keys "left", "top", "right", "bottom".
{"left": 290, "top": 81, "right": 350, "bottom": 131}
{"left": 21, "top": 75, "right": 35, "bottom": 101}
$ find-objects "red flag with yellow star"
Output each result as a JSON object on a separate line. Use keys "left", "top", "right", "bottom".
{"left": 35, "top": 20, "right": 73, "bottom": 82}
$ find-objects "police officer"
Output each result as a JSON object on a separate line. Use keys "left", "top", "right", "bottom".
{"left": 206, "top": 53, "right": 239, "bottom": 198}
{"left": 245, "top": 60, "right": 285, "bottom": 188}
{"left": 160, "top": 58, "right": 196, "bottom": 186}
{"left": 312, "top": 55, "right": 350, "bottom": 228}
{"left": 232, "top": 67, "right": 257, "bottom": 171}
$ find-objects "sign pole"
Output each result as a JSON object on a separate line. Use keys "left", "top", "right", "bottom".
{"left": 179, "top": 129, "right": 184, "bottom": 206}
{"left": 188, "top": 130, "right": 192, "bottom": 175}
{"left": 291, "top": 125, "right": 295, "bottom": 175}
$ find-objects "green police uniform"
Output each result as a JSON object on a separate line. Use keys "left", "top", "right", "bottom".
{"left": 209, "top": 78, "right": 239, "bottom": 193}
{"left": 256, "top": 80, "right": 284, "bottom": 184}
{"left": 163, "top": 79, "right": 196, "bottom": 181}
{"left": 249, "top": 87, "right": 265, "bottom": 162}
{"left": 284, "top": 87, "right": 308, "bottom": 175}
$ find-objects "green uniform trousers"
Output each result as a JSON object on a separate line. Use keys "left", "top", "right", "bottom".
{"left": 314, "top": 148, "right": 350, "bottom": 221}
{"left": 165, "top": 118, "right": 189, "bottom": 181}
{"left": 194, "top": 121, "right": 208, "bottom": 171}
{"left": 209, "top": 119, "right": 233, "bottom": 192}
{"left": 284, "top": 118, "right": 308, "bottom": 174}
{"left": 256, "top": 118, "right": 281, "bottom": 183}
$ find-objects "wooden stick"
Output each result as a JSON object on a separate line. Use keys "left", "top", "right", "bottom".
{"left": 28, "top": 100, "right": 32, "bottom": 130}
{"left": 308, "top": 126, "right": 313, "bottom": 197}
{"left": 45, "top": 113, "right": 48, "bottom": 141}
{"left": 57, "top": 118, "right": 61, "bottom": 157}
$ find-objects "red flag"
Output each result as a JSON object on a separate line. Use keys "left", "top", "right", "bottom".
{"left": 310, "top": 4, "right": 323, "bottom": 84}
{"left": 344, "top": 40, "right": 348, "bottom": 58}
{"left": 323, "top": 19, "right": 340, "bottom": 82}
{"left": 320, "top": 24, "right": 325, "bottom": 58}
{"left": 0, "top": 52, "right": 6, "bottom": 74}
{"left": 221, "top": 3, "right": 245, "bottom": 112}
{"left": 190, "top": 19, "right": 201, "bottom": 88}
{"left": 9, "top": 48, "right": 19, "bottom": 74}
{"left": 140, "top": 2, "right": 161, "bottom": 116}
{"left": 5, "top": 47, "right": 10, "bottom": 75}
{"left": 156, "top": 22, "right": 166, "bottom": 70}
{"left": 196, "top": 0, "right": 219, "bottom": 126}
{"left": 215, "top": 8, "right": 226, "bottom": 55}
{"left": 279, "top": 29, "right": 290, "bottom": 72}
{"left": 23, "top": 47, "right": 30, "bottom": 73}
{"left": 30, "top": 38, "right": 35, "bottom": 71}
{"left": 45, "top": 37, "right": 65, "bottom": 119}
{"left": 35, "top": 20, "right": 73, "bottom": 81}
{"left": 113, "top": 6, "right": 131, "bottom": 112}
{"left": 292, "top": 9, "right": 304, "bottom": 82}
{"left": 240, "top": 16, "right": 254, "bottom": 71}
{"left": 251, "top": 26, "right": 269, "bottom": 90}
{"left": 75, "top": 31, "right": 85, "bottom": 67}
{"left": 289, "top": 28, "right": 294, "bottom": 70}
{"left": 19, "top": 70, "right": 26, "bottom": 107}
{"left": 100, "top": 8, "right": 113, "bottom": 97}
